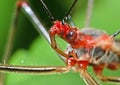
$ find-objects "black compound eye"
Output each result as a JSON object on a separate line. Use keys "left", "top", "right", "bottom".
{"left": 66, "top": 30, "right": 76, "bottom": 40}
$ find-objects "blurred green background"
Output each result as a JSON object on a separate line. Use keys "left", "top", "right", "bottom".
{"left": 0, "top": 0, "right": 120, "bottom": 85}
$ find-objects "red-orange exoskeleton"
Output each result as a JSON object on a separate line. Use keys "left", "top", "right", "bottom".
{"left": 50, "top": 21, "right": 115, "bottom": 50}
{"left": 49, "top": 20, "right": 120, "bottom": 79}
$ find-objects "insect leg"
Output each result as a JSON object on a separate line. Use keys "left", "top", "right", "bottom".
{"left": 85, "top": 0, "right": 94, "bottom": 27}
{"left": 2, "top": 1, "right": 23, "bottom": 64}
{"left": 49, "top": 33, "right": 69, "bottom": 58}
{"left": 1, "top": 0, "right": 29, "bottom": 84}
{"left": 21, "top": 0, "right": 51, "bottom": 43}
{"left": 93, "top": 64, "right": 120, "bottom": 83}
{"left": 79, "top": 70, "right": 99, "bottom": 85}
{"left": 110, "top": 30, "right": 120, "bottom": 55}
{"left": 3, "top": 0, "right": 53, "bottom": 63}
{"left": 0, "top": 64, "right": 70, "bottom": 74}
{"left": 97, "top": 75, "right": 120, "bottom": 83}
{"left": 111, "top": 30, "right": 120, "bottom": 38}
{"left": 0, "top": 0, "right": 74, "bottom": 78}
{"left": 20, "top": 0, "right": 68, "bottom": 60}
{"left": 69, "top": 50, "right": 99, "bottom": 85}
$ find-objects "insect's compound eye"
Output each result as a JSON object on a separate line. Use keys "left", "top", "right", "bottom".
{"left": 65, "top": 29, "right": 77, "bottom": 41}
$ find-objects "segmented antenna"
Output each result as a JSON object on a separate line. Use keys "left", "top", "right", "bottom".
{"left": 62, "top": 0, "right": 78, "bottom": 25}
{"left": 63, "top": 0, "right": 78, "bottom": 20}
{"left": 40, "top": 0, "right": 78, "bottom": 24}
{"left": 40, "top": 0, "right": 55, "bottom": 21}
{"left": 112, "top": 30, "right": 120, "bottom": 37}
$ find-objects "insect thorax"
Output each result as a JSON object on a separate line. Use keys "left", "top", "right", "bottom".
{"left": 64, "top": 28, "right": 120, "bottom": 66}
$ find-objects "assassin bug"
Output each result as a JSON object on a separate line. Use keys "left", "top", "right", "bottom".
{"left": 0, "top": 0, "right": 120, "bottom": 85}
{"left": 49, "top": 0, "right": 120, "bottom": 84}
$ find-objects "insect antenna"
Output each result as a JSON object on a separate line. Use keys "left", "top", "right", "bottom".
{"left": 111, "top": 30, "right": 120, "bottom": 38}
{"left": 40, "top": 0, "right": 78, "bottom": 26}
{"left": 62, "top": 0, "right": 78, "bottom": 22}
{"left": 39, "top": 0, "right": 55, "bottom": 21}
{"left": 62, "top": 0, "right": 78, "bottom": 26}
